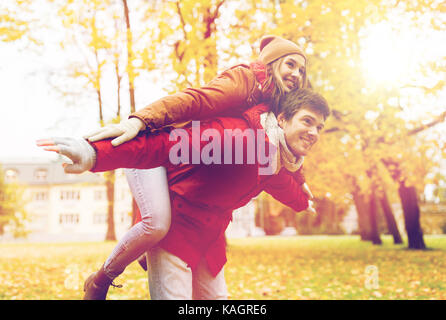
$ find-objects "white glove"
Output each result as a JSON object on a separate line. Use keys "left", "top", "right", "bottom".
{"left": 84, "top": 117, "right": 145, "bottom": 147}
{"left": 36, "top": 137, "right": 96, "bottom": 174}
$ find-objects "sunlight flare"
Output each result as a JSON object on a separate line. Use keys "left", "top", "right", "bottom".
{"left": 360, "top": 21, "right": 419, "bottom": 86}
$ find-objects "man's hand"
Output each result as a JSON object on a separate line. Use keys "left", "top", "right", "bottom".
{"left": 36, "top": 137, "right": 96, "bottom": 174}
{"left": 84, "top": 118, "right": 145, "bottom": 147}
{"left": 302, "top": 183, "right": 314, "bottom": 200}
{"left": 307, "top": 200, "right": 316, "bottom": 215}
{"left": 302, "top": 183, "right": 316, "bottom": 215}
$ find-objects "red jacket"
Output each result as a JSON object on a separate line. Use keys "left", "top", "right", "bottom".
{"left": 90, "top": 104, "right": 309, "bottom": 276}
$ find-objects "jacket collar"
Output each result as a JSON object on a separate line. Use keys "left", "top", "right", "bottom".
{"left": 249, "top": 60, "right": 273, "bottom": 99}
{"left": 242, "top": 103, "right": 270, "bottom": 130}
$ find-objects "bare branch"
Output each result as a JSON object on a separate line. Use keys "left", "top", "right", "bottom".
{"left": 407, "top": 110, "right": 446, "bottom": 136}
{"left": 175, "top": 0, "right": 188, "bottom": 41}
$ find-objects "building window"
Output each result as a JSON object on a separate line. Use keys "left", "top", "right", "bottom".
{"left": 60, "top": 190, "right": 80, "bottom": 201}
{"left": 93, "top": 213, "right": 106, "bottom": 224}
{"left": 34, "top": 169, "right": 48, "bottom": 182}
{"left": 34, "top": 191, "right": 49, "bottom": 201}
{"left": 59, "top": 213, "right": 79, "bottom": 225}
{"left": 119, "top": 212, "right": 127, "bottom": 224}
{"left": 4, "top": 169, "right": 18, "bottom": 183}
{"left": 94, "top": 190, "right": 105, "bottom": 201}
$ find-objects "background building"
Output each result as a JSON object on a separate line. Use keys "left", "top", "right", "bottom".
{"left": 1, "top": 156, "right": 261, "bottom": 242}
{"left": 1, "top": 157, "right": 133, "bottom": 242}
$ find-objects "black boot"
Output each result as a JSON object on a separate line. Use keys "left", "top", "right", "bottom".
{"left": 83, "top": 265, "right": 122, "bottom": 300}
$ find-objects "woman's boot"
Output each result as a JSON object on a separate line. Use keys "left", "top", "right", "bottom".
{"left": 83, "top": 265, "right": 121, "bottom": 300}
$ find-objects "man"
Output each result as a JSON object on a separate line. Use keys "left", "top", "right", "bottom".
{"left": 37, "top": 88, "right": 329, "bottom": 299}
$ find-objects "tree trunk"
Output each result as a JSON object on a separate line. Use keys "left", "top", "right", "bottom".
{"left": 379, "top": 189, "right": 403, "bottom": 244}
{"left": 96, "top": 88, "right": 103, "bottom": 125}
{"left": 114, "top": 57, "right": 122, "bottom": 118}
{"left": 368, "top": 188, "right": 382, "bottom": 245}
{"left": 105, "top": 170, "right": 117, "bottom": 241}
{"left": 352, "top": 190, "right": 372, "bottom": 241}
{"left": 398, "top": 182, "right": 426, "bottom": 249}
{"left": 93, "top": 55, "right": 114, "bottom": 239}
{"left": 122, "top": 0, "right": 136, "bottom": 113}
{"left": 122, "top": 0, "right": 139, "bottom": 228}
{"left": 202, "top": 4, "right": 221, "bottom": 83}
{"left": 318, "top": 198, "right": 338, "bottom": 234}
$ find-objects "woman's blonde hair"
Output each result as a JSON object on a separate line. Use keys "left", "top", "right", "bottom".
{"left": 263, "top": 56, "right": 308, "bottom": 114}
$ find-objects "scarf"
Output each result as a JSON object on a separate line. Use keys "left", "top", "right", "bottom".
{"left": 260, "top": 111, "right": 304, "bottom": 174}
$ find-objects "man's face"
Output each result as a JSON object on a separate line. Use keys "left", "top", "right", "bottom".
{"left": 279, "top": 54, "right": 306, "bottom": 92}
{"left": 278, "top": 107, "right": 325, "bottom": 157}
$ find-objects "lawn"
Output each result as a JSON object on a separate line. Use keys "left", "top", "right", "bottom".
{"left": 0, "top": 235, "right": 445, "bottom": 300}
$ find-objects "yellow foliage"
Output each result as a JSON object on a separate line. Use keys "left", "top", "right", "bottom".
{"left": 1, "top": 237, "right": 446, "bottom": 299}
{"left": 3, "top": 0, "right": 443, "bottom": 208}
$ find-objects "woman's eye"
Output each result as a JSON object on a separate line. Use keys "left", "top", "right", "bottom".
{"left": 287, "top": 62, "right": 295, "bottom": 68}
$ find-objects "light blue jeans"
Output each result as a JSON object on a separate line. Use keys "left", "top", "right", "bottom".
{"left": 146, "top": 247, "right": 228, "bottom": 300}
{"left": 103, "top": 167, "right": 171, "bottom": 279}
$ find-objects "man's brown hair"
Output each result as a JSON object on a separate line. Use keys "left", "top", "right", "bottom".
{"left": 276, "top": 88, "right": 330, "bottom": 121}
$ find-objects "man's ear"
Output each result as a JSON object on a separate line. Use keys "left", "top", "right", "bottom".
{"left": 277, "top": 113, "right": 285, "bottom": 128}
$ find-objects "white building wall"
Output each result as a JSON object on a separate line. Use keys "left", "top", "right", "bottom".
{"left": 6, "top": 171, "right": 133, "bottom": 242}
{"left": 226, "top": 200, "right": 257, "bottom": 238}
{"left": 3, "top": 160, "right": 262, "bottom": 242}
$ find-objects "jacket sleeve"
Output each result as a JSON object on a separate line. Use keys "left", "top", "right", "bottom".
{"left": 89, "top": 114, "right": 254, "bottom": 173}
{"left": 263, "top": 168, "right": 309, "bottom": 213}
{"left": 130, "top": 65, "right": 257, "bottom": 130}
{"left": 89, "top": 131, "right": 172, "bottom": 172}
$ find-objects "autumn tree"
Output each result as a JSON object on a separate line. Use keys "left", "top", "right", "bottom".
{"left": 223, "top": 0, "right": 445, "bottom": 248}
{"left": 0, "top": 0, "right": 43, "bottom": 239}
{"left": 0, "top": 165, "right": 28, "bottom": 238}
{"left": 54, "top": 0, "right": 121, "bottom": 240}
{"left": 7, "top": 0, "right": 442, "bottom": 245}
{"left": 144, "top": 0, "right": 226, "bottom": 91}
{"left": 305, "top": 0, "right": 444, "bottom": 248}
{"left": 0, "top": 0, "right": 41, "bottom": 44}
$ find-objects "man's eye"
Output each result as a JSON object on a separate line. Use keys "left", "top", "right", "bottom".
{"left": 287, "top": 62, "right": 295, "bottom": 68}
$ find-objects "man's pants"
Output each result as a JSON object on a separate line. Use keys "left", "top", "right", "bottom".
{"left": 146, "top": 247, "right": 228, "bottom": 300}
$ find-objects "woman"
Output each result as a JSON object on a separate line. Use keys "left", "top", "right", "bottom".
{"left": 82, "top": 35, "right": 310, "bottom": 299}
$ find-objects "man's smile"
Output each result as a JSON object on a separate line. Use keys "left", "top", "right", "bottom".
{"left": 299, "top": 135, "right": 315, "bottom": 149}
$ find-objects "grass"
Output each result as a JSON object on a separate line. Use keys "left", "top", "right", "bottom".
{"left": 0, "top": 235, "right": 445, "bottom": 300}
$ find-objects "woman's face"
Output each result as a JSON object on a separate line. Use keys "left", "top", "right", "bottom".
{"left": 278, "top": 54, "right": 306, "bottom": 92}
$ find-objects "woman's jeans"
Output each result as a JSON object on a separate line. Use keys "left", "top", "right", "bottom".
{"left": 146, "top": 247, "right": 228, "bottom": 300}
{"left": 103, "top": 167, "right": 171, "bottom": 279}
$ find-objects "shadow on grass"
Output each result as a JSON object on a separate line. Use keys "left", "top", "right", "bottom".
{"left": 377, "top": 242, "right": 445, "bottom": 252}
{"left": 399, "top": 247, "right": 444, "bottom": 252}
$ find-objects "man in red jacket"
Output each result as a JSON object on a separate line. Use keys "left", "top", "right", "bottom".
{"left": 38, "top": 88, "right": 329, "bottom": 299}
